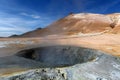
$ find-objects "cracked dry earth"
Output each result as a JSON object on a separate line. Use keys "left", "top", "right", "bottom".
{"left": 0, "top": 34, "right": 120, "bottom": 80}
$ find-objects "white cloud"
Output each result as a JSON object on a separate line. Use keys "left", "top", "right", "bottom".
{"left": 31, "top": 15, "right": 41, "bottom": 19}
{"left": 0, "top": 1, "right": 55, "bottom": 37}
{"left": 0, "top": 12, "right": 45, "bottom": 37}
{"left": 20, "top": 12, "right": 41, "bottom": 19}
{"left": 20, "top": 13, "right": 28, "bottom": 16}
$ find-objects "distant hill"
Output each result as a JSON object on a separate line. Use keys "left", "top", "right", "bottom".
{"left": 9, "top": 34, "right": 19, "bottom": 37}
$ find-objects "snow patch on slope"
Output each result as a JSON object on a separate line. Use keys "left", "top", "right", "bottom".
{"left": 73, "top": 13, "right": 86, "bottom": 19}
{"left": 71, "top": 13, "right": 112, "bottom": 24}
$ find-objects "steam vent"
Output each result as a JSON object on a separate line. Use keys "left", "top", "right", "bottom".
{"left": 0, "top": 13, "right": 120, "bottom": 80}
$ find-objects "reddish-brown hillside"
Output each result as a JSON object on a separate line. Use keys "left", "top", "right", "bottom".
{"left": 18, "top": 13, "right": 120, "bottom": 37}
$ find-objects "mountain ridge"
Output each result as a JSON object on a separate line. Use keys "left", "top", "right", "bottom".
{"left": 12, "top": 13, "right": 120, "bottom": 37}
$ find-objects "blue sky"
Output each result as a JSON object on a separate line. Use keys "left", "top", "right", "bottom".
{"left": 0, "top": 0, "right": 120, "bottom": 37}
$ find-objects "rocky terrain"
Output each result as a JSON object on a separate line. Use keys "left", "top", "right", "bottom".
{"left": 0, "top": 13, "right": 120, "bottom": 80}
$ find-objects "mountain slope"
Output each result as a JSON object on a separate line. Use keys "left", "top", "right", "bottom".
{"left": 18, "top": 13, "right": 120, "bottom": 37}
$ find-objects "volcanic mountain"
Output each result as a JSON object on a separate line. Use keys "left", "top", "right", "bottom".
{"left": 1, "top": 13, "right": 120, "bottom": 79}
{"left": 17, "top": 13, "right": 120, "bottom": 37}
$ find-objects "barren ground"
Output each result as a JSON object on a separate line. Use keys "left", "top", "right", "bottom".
{"left": 0, "top": 33, "right": 120, "bottom": 57}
